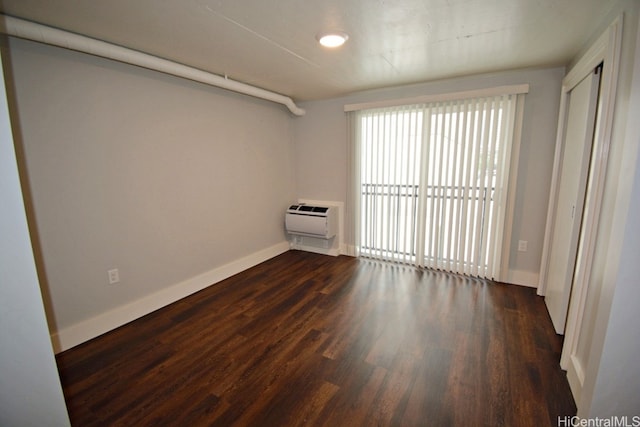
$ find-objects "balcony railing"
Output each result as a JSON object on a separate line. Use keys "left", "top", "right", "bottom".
{"left": 360, "top": 182, "right": 495, "bottom": 265}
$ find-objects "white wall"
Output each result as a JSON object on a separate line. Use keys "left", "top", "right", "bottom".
{"left": 0, "top": 49, "right": 69, "bottom": 426}
{"left": 293, "top": 67, "right": 564, "bottom": 286}
{"left": 590, "top": 104, "right": 640, "bottom": 416}
{"left": 3, "top": 37, "right": 297, "bottom": 350}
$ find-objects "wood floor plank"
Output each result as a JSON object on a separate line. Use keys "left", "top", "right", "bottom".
{"left": 56, "top": 251, "right": 576, "bottom": 426}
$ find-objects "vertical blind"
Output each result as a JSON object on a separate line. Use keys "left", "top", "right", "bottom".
{"left": 347, "top": 90, "right": 525, "bottom": 280}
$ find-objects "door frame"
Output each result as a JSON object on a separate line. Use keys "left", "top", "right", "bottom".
{"left": 544, "top": 69, "right": 601, "bottom": 334}
{"left": 537, "top": 14, "right": 623, "bottom": 401}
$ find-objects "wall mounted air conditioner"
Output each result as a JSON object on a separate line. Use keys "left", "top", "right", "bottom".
{"left": 285, "top": 204, "right": 337, "bottom": 239}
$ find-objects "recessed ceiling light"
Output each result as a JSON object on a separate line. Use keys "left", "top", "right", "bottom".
{"left": 317, "top": 32, "right": 349, "bottom": 48}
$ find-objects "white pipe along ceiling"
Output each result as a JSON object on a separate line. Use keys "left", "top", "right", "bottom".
{"left": 0, "top": 14, "right": 306, "bottom": 116}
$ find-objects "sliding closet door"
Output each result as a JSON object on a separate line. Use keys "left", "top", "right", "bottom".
{"left": 544, "top": 69, "right": 601, "bottom": 334}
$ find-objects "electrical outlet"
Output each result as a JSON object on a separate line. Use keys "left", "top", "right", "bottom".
{"left": 518, "top": 240, "right": 528, "bottom": 252}
{"left": 108, "top": 268, "right": 120, "bottom": 284}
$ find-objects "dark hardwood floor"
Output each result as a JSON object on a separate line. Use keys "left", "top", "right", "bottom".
{"left": 56, "top": 250, "right": 576, "bottom": 426}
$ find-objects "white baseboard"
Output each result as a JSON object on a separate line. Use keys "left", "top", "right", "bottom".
{"left": 290, "top": 241, "right": 340, "bottom": 256}
{"left": 50, "top": 241, "right": 290, "bottom": 353}
{"left": 503, "top": 269, "right": 539, "bottom": 288}
{"left": 566, "top": 354, "right": 584, "bottom": 411}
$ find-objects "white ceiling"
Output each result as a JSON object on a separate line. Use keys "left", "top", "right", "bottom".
{"left": 0, "top": 0, "right": 616, "bottom": 101}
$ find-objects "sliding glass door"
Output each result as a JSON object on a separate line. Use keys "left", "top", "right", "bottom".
{"left": 350, "top": 90, "right": 523, "bottom": 280}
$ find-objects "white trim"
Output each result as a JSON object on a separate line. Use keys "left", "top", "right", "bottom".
{"left": 50, "top": 241, "right": 290, "bottom": 353}
{"left": 344, "top": 244, "right": 358, "bottom": 257}
{"left": 535, "top": 14, "right": 623, "bottom": 408}
{"left": 344, "top": 84, "right": 530, "bottom": 112}
{"left": 560, "top": 15, "right": 623, "bottom": 413}
{"left": 561, "top": 13, "right": 622, "bottom": 373}
{"left": 289, "top": 241, "right": 340, "bottom": 257}
{"left": 537, "top": 89, "right": 568, "bottom": 296}
{"left": 566, "top": 354, "right": 585, "bottom": 405}
{"left": 539, "top": 17, "right": 622, "bottom": 298}
{"left": 500, "top": 94, "right": 526, "bottom": 282}
{"left": 538, "top": 15, "right": 622, "bottom": 295}
{"left": 564, "top": 31, "right": 610, "bottom": 91}
{"left": 504, "top": 269, "right": 539, "bottom": 288}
